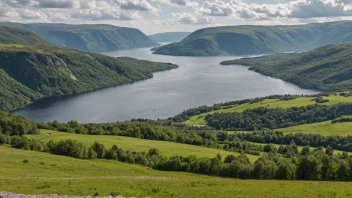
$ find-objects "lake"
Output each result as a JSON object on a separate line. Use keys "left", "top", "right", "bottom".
{"left": 13, "top": 46, "right": 318, "bottom": 123}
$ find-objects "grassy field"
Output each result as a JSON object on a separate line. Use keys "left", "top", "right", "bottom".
{"left": 186, "top": 95, "right": 352, "bottom": 126}
{"left": 277, "top": 120, "right": 352, "bottom": 137}
{"left": 1, "top": 145, "right": 352, "bottom": 198}
{"left": 29, "top": 130, "right": 260, "bottom": 162}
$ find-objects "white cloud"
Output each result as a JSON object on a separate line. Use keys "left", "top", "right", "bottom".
{"left": 1, "top": 0, "right": 352, "bottom": 34}
{"left": 152, "top": 0, "right": 198, "bottom": 7}
{"left": 114, "top": 0, "right": 159, "bottom": 14}
{"left": 172, "top": 12, "right": 215, "bottom": 24}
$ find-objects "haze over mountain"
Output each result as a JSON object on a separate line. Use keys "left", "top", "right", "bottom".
{"left": 153, "top": 21, "right": 352, "bottom": 56}
{"left": 0, "top": 23, "right": 159, "bottom": 52}
{"left": 222, "top": 42, "right": 352, "bottom": 91}
{"left": 149, "top": 32, "right": 191, "bottom": 42}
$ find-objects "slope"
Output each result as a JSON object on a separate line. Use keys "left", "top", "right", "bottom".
{"left": 0, "top": 25, "right": 49, "bottom": 46}
{"left": 1, "top": 23, "right": 159, "bottom": 52}
{"left": 149, "top": 32, "right": 191, "bottom": 42}
{"left": 0, "top": 44, "right": 178, "bottom": 111}
{"left": 221, "top": 43, "right": 352, "bottom": 91}
{"left": 153, "top": 21, "right": 352, "bottom": 56}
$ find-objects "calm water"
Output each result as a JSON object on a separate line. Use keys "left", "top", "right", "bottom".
{"left": 13, "top": 46, "right": 318, "bottom": 123}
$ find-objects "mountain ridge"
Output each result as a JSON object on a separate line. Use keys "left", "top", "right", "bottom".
{"left": 0, "top": 22, "right": 159, "bottom": 52}
{"left": 0, "top": 25, "right": 50, "bottom": 46}
{"left": 153, "top": 21, "right": 352, "bottom": 56}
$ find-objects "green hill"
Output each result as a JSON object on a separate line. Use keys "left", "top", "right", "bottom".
{"left": 0, "top": 44, "right": 177, "bottom": 111}
{"left": 1, "top": 23, "right": 159, "bottom": 52}
{"left": 149, "top": 32, "right": 191, "bottom": 42}
{"left": 221, "top": 43, "right": 352, "bottom": 92}
{"left": 153, "top": 21, "right": 352, "bottom": 56}
{"left": 0, "top": 25, "right": 49, "bottom": 46}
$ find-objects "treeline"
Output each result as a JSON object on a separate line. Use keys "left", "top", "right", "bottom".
{"left": 228, "top": 131, "right": 352, "bottom": 152}
{"left": 205, "top": 104, "right": 352, "bottom": 131}
{"left": 332, "top": 117, "right": 352, "bottom": 123}
{"left": 170, "top": 94, "right": 325, "bottom": 122}
{"left": 2, "top": 136, "right": 352, "bottom": 181}
{"left": 38, "top": 121, "right": 219, "bottom": 148}
{"left": 0, "top": 112, "right": 38, "bottom": 135}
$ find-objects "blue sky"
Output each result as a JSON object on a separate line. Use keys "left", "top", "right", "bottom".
{"left": 1, "top": 0, "right": 352, "bottom": 34}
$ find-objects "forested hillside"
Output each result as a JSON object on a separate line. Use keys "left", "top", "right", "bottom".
{"left": 0, "top": 25, "right": 49, "bottom": 46}
{"left": 153, "top": 21, "right": 352, "bottom": 56}
{"left": 0, "top": 44, "right": 177, "bottom": 111}
{"left": 221, "top": 43, "right": 352, "bottom": 92}
{"left": 0, "top": 23, "right": 159, "bottom": 52}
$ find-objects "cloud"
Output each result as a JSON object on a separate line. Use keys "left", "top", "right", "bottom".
{"left": 36, "top": 0, "right": 77, "bottom": 9}
{"left": 289, "top": 0, "right": 352, "bottom": 18}
{"left": 115, "top": 0, "right": 159, "bottom": 14}
{"left": 196, "top": 0, "right": 352, "bottom": 20}
{"left": 172, "top": 12, "right": 215, "bottom": 24}
{"left": 152, "top": 0, "right": 198, "bottom": 7}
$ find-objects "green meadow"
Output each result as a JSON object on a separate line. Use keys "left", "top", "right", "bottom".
{"left": 277, "top": 120, "right": 352, "bottom": 137}
{"left": 186, "top": 95, "right": 352, "bottom": 127}
{"left": 1, "top": 146, "right": 351, "bottom": 198}
{"left": 28, "top": 130, "right": 260, "bottom": 162}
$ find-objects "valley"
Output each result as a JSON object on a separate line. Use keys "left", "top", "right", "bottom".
{"left": 13, "top": 46, "right": 316, "bottom": 123}
{"left": 1, "top": 15, "right": 352, "bottom": 198}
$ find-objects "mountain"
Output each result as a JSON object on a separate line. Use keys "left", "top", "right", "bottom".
{"left": 221, "top": 43, "right": 352, "bottom": 92}
{"left": 0, "top": 25, "right": 49, "bottom": 46}
{"left": 153, "top": 21, "right": 352, "bottom": 56}
{"left": 0, "top": 23, "right": 159, "bottom": 52}
{"left": 148, "top": 32, "right": 191, "bottom": 42}
{"left": 0, "top": 44, "right": 177, "bottom": 111}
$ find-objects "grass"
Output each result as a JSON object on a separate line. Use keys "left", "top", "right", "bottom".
{"left": 186, "top": 94, "right": 352, "bottom": 126}
{"left": 29, "top": 130, "right": 260, "bottom": 162}
{"left": 277, "top": 120, "right": 352, "bottom": 137}
{"left": 1, "top": 145, "right": 352, "bottom": 198}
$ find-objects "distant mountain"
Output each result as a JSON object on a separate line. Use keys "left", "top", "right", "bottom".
{"left": 153, "top": 21, "right": 352, "bottom": 56}
{"left": 0, "top": 25, "right": 49, "bottom": 46}
{"left": 221, "top": 43, "right": 352, "bottom": 92}
{"left": 149, "top": 32, "right": 191, "bottom": 42}
{"left": 0, "top": 23, "right": 159, "bottom": 52}
{"left": 0, "top": 44, "right": 177, "bottom": 111}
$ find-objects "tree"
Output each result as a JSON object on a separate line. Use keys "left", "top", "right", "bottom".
{"left": 224, "top": 155, "right": 236, "bottom": 163}
{"left": 91, "top": 142, "right": 106, "bottom": 159}
{"left": 297, "top": 156, "right": 321, "bottom": 180}
{"left": 276, "top": 159, "right": 296, "bottom": 180}
{"left": 216, "top": 153, "right": 222, "bottom": 161}
{"left": 325, "top": 145, "right": 334, "bottom": 156}
{"left": 301, "top": 146, "right": 311, "bottom": 156}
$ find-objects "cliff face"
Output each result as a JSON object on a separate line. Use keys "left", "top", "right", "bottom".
{"left": 0, "top": 25, "right": 50, "bottom": 46}
{"left": 0, "top": 23, "right": 159, "bottom": 52}
{"left": 0, "top": 44, "right": 177, "bottom": 111}
{"left": 153, "top": 21, "right": 352, "bottom": 56}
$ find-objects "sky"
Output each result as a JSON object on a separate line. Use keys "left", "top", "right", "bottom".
{"left": 1, "top": 0, "right": 352, "bottom": 34}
